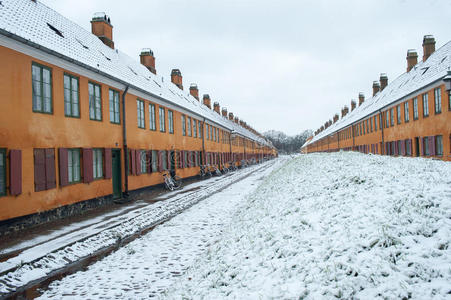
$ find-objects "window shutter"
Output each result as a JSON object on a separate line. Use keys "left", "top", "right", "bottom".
{"left": 34, "top": 149, "right": 46, "bottom": 192}
{"left": 83, "top": 148, "right": 93, "bottom": 183}
{"left": 9, "top": 150, "right": 22, "bottom": 196}
{"left": 181, "top": 151, "right": 185, "bottom": 168}
{"left": 59, "top": 148, "right": 69, "bottom": 187}
{"left": 45, "top": 148, "right": 56, "bottom": 189}
{"left": 147, "top": 150, "right": 152, "bottom": 173}
{"left": 430, "top": 136, "right": 436, "bottom": 156}
{"left": 401, "top": 140, "right": 405, "bottom": 156}
{"left": 394, "top": 141, "right": 398, "bottom": 155}
{"left": 130, "top": 149, "right": 136, "bottom": 175}
{"left": 104, "top": 148, "right": 112, "bottom": 179}
{"left": 135, "top": 150, "right": 141, "bottom": 175}
{"left": 167, "top": 151, "right": 171, "bottom": 170}
{"left": 158, "top": 151, "right": 163, "bottom": 172}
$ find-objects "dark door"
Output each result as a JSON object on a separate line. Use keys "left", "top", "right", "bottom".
{"left": 112, "top": 149, "right": 122, "bottom": 199}
{"left": 414, "top": 137, "right": 420, "bottom": 157}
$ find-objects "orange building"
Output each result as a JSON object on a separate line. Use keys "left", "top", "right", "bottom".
{"left": 303, "top": 35, "right": 451, "bottom": 161}
{"left": 0, "top": 1, "right": 276, "bottom": 226}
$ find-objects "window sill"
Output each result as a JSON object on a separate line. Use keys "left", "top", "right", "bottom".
{"left": 33, "top": 110, "right": 53, "bottom": 115}
{"left": 90, "top": 118, "right": 103, "bottom": 122}
{"left": 65, "top": 115, "right": 81, "bottom": 119}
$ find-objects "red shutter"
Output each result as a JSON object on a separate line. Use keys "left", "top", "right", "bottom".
{"left": 83, "top": 148, "right": 93, "bottom": 183}
{"left": 430, "top": 136, "right": 436, "bottom": 156}
{"left": 401, "top": 141, "right": 405, "bottom": 156}
{"left": 136, "top": 150, "right": 141, "bottom": 175}
{"left": 130, "top": 149, "right": 136, "bottom": 175}
{"left": 34, "top": 149, "right": 46, "bottom": 192}
{"left": 9, "top": 150, "right": 22, "bottom": 196}
{"left": 158, "top": 151, "right": 163, "bottom": 172}
{"left": 420, "top": 138, "right": 425, "bottom": 156}
{"left": 167, "top": 151, "right": 172, "bottom": 170}
{"left": 104, "top": 148, "right": 112, "bottom": 179}
{"left": 45, "top": 148, "right": 56, "bottom": 189}
{"left": 147, "top": 150, "right": 152, "bottom": 173}
{"left": 59, "top": 148, "right": 69, "bottom": 187}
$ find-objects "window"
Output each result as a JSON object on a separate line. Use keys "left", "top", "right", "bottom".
{"left": 193, "top": 119, "right": 197, "bottom": 138}
{"left": 413, "top": 97, "right": 418, "bottom": 120}
{"left": 374, "top": 116, "right": 377, "bottom": 131}
{"left": 68, "top": 149, "right": 81, "bottom": 184}
{"left": 89, "top": 82, "right": 102, "bottom": 120}
{"left": 434, "top": 87, "right": 441, "bottom": 114}
{"left": 93, "top": 149, "right": 103, "bottom": 179}
{"left": 397, "top": 105, "right": 401, "bottom": 124}
{"left": 213, "top": 126, "right": 216, "bottom": 141}
{"left": 198, "top": 120, "right": 202, "bottom": 138}
{"left": 187, "top": 117, "right": 192, "bottom": 136}
{"left": 404, "top": 102, "right": 409, "bottom": 122}
{"left": 210, "top": 125, "right": 213, "bottom": 140}
{"left": 140, "top": 150, "right": 147, "bottom": 173}
{"left": 159, "top": 107, "right": 165, "bottom": 132}
{"left": 184, "top": 151, "right": 188, "bottom": 168}
{"left": 182, "top": 115, "right": 186, "bottom": 136}
{"left": 370, "top": 118, "right": 373, "bottom": 132}
{"left": 64, "top": 74, "right": 79, "bottom": 117}
{"left": 137, "top": 100, "right": 145, "bottom": 128}
{"left": 162, "top": 150, "right": 167, "bottom": 170}
{"left": 379, "top": 114, "right": 382, "bottom": 130}
{"left": 390, "top": 108, "right": 394, "bottom": 126}
{"left": 385, "top": 111, "right": 389, "bottom": 128}
{"left": 398, "top": 140, "right": 402, "bottom": 155}
{"left": 449, "top": 91, "right": 451, "bottom": 111}
{"left": 0, "top": 149, "right": 5, "bottom": 196}
{"left": 422, "top": 93, "right": 429, "bottom": 117}
{"left": 406, "top": 140, "right": 411, "bottom": 156}
{"left": 206, "top": 124, "right": 210, "bottom": 140}
{"left": 423, "top": 137, "right": 429, "bottom": 156}
{"left": 109, "top": 89, "right": 120, "bottom": 124}
{"left": 149, "top": 103, "right": 156, "bottom": 130}
{"left": 32, "top": 63, "right": 52, "bottom": 113}
{"left": 151, "top": 150, "right": 158, "bottom": 172}
{"left": 435, "top": 135, "right": 443, "bottom": 156}
{"left": 168, "top": 110, "right": 174, "bottom": 134}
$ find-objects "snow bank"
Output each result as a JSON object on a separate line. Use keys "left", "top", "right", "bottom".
{"left": 166, "top": 152, "right": 451, "bottom": 299}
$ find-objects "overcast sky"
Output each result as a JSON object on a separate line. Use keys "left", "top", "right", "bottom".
{"left": 41, "top": 0, "right": 451, "bottom": 135}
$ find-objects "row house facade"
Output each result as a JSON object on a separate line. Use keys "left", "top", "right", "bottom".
{"left": 303, "top": 35, "right": 451, "bottom": 161}
{"left": 0, "top": 0, "right": 276, "bottom": 224}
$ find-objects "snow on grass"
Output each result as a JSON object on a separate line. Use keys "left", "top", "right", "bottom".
{"left": 166, "top": 152, "right": 451, "bottom": 299}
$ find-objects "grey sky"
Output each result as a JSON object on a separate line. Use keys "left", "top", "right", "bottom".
{"left": 41, "top": 0, "right": 451, "bottom": 135}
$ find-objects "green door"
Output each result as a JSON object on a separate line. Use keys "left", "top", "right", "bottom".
{"left": 112, "top": 149, "right": 122, "bottom": 199}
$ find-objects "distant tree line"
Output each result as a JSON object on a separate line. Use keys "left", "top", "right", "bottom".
{"left": 264, "top": 130, "right": 312, "bottom": 154}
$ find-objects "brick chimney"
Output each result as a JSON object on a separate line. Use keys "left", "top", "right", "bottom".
{"left": 213, "top": 102, "right": 220, "bottom": 114}
{"left": 372, "top": 81, "right": 380, "bottom": 96}
{"left": 228, "top": 112, "right": 234, "bottom": 120}
{"left": 189, "top": 83, "right": 199, "bottom": 100}
{"left": 422, "top": 35, "right": 435, "bottom": 62}
{"left": 171, "top": 69, "right": 183, "bottom": 90}
{"left": 222, "top": 107, "right": 228, "bottom": 117}
{"left": 91, "top": 12, "right": 114, "bottom": 49}
{"left": 203, "top": 94, "right": 211, "bottom": 109}
{"left": 234, "top": 117, "right": 239, "bottom": 124}
{"left": 351, "top": 100, "right": 356, "bottom": 111}
{"left": 343, "top": 106, "right": 349, "bottom": 117}
{"left": 380, "top": 73, "right": 388, "bottom": 91}
{"left": 406, "top": 49, "right": 418, "bottom": 72}
{"left": 333, "top": 114, "right": 339, "bottom": 123}
{"left": 358, "top": 92, "right": 365, "bottom": 106}
{"left": 140, "top": 48, "right": 156, "bottom": 74}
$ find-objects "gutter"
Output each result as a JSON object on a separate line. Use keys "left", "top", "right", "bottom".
{"left": 122, "top": 85, "right": 130, "bottom": 199}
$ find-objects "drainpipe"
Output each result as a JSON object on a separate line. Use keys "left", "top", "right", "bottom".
{"left": 122, "top": 85, "right": 129, "bottom": 199}
{"left": 379, "top": 110, "right": 385, "bottom": 155}
{"left": 201, "top": 118, "right": 206, "bottom": 165}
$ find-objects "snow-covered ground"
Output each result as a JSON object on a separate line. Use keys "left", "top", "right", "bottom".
{"left": 164, "top": 152, "right": 450, "bottom": 299}
{"left": 37, "top": 157, "right": 286, "bottom": 298}
{"left": 0, "top": 160, "right": 275, "bottom": 296}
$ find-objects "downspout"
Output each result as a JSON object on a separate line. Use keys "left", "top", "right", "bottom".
{"left": 122, "top": 85, "right": 129, "bottom": 199}
{"left": 379, "top": 110, "right": 385, "bottom": 155}
{"left": 201, "top": 118, "right": 206, "bottom": 165}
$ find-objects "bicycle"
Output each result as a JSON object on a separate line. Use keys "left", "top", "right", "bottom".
{"left": 199, "top": 165, "right": 212, "bottom": 179}
{"left": 163, "top": 170, "right": 182, "bottom": 191}
{"left": 210, "top": 165, "right": 222, "bottom": 176}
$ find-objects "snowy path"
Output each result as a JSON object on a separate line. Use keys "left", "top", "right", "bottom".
{"left": 0, "top": 160, "right": 276, "bottom": 296}
{"left": 165, "top": 152, "right": 451, "bottom": 299}
{"left": 37, "top": 157, "right": 286, "bottom": 298}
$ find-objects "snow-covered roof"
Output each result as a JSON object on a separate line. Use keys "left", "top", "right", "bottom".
{"left": 0, "top": 0, "right": 271, "bottom": 147}
{"left": 305, "top": 39, "right": 451, "bottom": 147}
